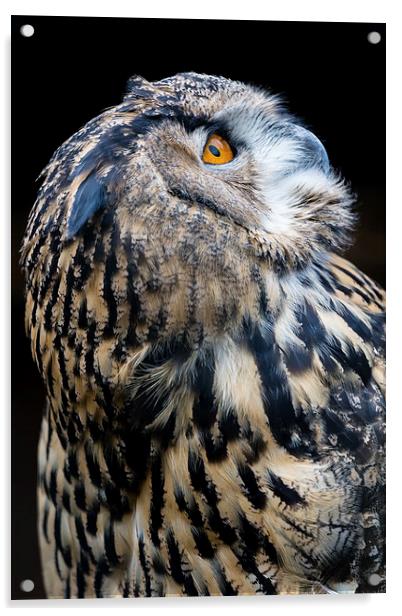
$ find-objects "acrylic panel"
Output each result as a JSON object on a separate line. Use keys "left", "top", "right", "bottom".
{"left": 11, "top": 16, "right": 385, "bottom": 600}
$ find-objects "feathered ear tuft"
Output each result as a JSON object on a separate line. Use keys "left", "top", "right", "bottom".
{"left": 124, "top": 75, "right": 154, "bottom": 100}
{"left": 65, "top": 172, "right": 108, "bottom": 240}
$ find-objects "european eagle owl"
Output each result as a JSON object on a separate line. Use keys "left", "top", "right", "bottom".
{"left": 21, "top": 72, "right": 385, "bottom": 598}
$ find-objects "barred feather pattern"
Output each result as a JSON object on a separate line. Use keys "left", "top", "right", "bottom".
{"left": 21, "top": 73, "right": 385, "bottom": 598}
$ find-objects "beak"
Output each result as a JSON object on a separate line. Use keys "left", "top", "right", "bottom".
{"left": 291, "top": 124, "right": 330, "bottom": 174}
{"left": 273, "top": 122, "right": 330, "bottom": 175}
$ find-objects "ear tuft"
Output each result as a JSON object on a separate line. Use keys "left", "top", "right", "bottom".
{"left": 124, "top": 75, "right": 154, "bottom": 100}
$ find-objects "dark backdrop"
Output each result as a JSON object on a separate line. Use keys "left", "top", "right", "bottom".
{"left": 11, "top": 16, "right": 385, "bottom": 600}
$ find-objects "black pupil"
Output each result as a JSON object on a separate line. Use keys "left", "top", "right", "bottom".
{"left": 208, "top": 144, "right": 221, "bottom": 157}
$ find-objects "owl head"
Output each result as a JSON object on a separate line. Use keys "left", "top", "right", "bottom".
{"left": 22, "top": 72, "right": 356, "bottom": 348}
{"left": 26, "top": 72, "right": 354, "bottom": 261}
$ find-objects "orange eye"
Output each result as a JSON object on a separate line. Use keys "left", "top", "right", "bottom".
{"left": 202, "top": 133, "right": 234, "bottom": 165}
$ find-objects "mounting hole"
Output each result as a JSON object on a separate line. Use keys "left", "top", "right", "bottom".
{"left": 20, "top": 24, "right": 35, "bottom": 38}
{"left": 368, "top": 573, "right": 383, "bottom": 586}
{"left": 20, "top": 579, "right": 35, "bottom": 593}
{"left": 367, "top": 31, "right": 381, "bottom": 45}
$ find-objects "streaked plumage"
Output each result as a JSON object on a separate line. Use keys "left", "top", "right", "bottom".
{"left": 21, "top": 73, "right": 385, "bottom": 598}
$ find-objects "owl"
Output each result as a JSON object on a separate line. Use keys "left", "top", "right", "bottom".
{"left": 21, "top": 72, "right": 385, "bottom": 598}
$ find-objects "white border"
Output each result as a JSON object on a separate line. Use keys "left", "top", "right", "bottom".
{"left": 2, "top": 1, "right": 401, "bottom": 614}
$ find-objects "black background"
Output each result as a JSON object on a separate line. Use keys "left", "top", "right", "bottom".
{"left": 11, "top": 16, "right": 385, "bottom": 600}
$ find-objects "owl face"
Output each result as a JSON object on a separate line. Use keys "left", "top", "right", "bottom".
{"left": 142, "top": 79, "right": 333, "bottom": 239}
